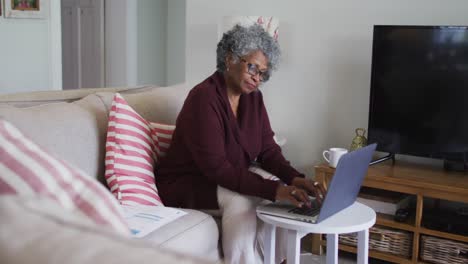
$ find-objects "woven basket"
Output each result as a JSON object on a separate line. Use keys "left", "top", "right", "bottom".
{"left": 420, "top": 235, "right": 468, "bottom": 264}
{"left": 339, "top": 226, "right": 412, "bottom": 257}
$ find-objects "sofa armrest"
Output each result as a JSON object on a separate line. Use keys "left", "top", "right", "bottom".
{"left": 0, "top": 197, "right": 214, "bottom": 264}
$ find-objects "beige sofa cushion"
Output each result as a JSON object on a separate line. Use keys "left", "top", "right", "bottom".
{"left": 143, "top": 208, "right": 221, "bottom": 261}
{"left": 0, "top": 196, "right": 213, "bottom": 264}
{"left": 0, "top": 94, "right": 108, "bottom": 180}
{"left": 97, "top": 83, "right": 191, "bottom": 125}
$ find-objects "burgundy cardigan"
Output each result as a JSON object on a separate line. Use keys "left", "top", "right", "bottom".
{"left": 156, "top": 71, "right": 304, "bottom": 209}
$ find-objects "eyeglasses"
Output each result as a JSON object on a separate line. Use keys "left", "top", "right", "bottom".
{"left": 239, "top": 58, "right": 270, "bottom": 82}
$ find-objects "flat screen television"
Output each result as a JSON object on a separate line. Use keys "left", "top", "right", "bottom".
{"left": 367, "top": 25, "right": 468, "bottom": 170}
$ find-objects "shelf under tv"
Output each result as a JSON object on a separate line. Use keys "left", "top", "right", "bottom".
{"left": 312, "top": 161, "right": 468, "bottom": 264}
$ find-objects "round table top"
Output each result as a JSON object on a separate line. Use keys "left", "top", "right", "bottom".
{"left": 257, "top": 202, "right": 376, "bottom": 234}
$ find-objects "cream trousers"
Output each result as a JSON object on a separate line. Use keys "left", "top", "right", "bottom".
{"left": 215, "top": 186, "right": 287, "bottom": 264}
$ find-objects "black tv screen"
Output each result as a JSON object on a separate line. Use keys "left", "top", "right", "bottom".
{"left": 368, "top": 25, "right": 468, "bottom": 161}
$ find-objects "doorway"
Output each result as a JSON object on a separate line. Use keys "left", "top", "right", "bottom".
{"left": 61, "top": 0, "right": 104, "bottom": 90}
{"left": 60, "top": 0, "right": 186, "bottom": 90}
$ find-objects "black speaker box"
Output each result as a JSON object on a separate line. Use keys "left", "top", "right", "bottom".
{"left": 422, "top": 209, "right": 468, "bottom": 236}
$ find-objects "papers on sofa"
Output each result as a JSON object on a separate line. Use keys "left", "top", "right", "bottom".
{"left": 121, "top": 205, "right": 187, "bottom": 238}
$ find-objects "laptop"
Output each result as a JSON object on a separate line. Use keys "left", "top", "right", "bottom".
{"left": 257, "top": 143, "right": 376, "bottom": 224}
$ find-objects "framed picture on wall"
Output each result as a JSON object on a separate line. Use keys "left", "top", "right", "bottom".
{"left": 4, "top": 0, "right": 48, "bottom": 18}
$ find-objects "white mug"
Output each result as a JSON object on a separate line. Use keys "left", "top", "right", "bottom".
{"left": 323, "top": 148, "right": 348, "bottom": 168}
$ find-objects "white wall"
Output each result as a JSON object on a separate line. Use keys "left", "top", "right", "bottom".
{"left": 138, "top": 0, "right": 167, "bottom": 86}
{"left": 106, "top": 0, "right": 184, "bottom": 87}
{"left": 185, "top": 0, "right": 468, "bottom": 175}
{"left": 0, "top": 1, "right": 61, "bottom": 94}
{"left": 137, "top": 0, "right": 186, "bottom": 86}
{"left": 167, "top": 0, "right": 186, "bottom": 85}
{"left": 104, "top": 0, "right": 127, "bottom": 87}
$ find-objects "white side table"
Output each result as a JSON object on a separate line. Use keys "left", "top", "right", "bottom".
{"left": 257, "top": 202, "right": 376, "bottom": 264}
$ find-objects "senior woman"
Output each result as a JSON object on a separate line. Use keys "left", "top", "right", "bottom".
{"left": 157, "top": 24, "right": 325, "bottom": 264}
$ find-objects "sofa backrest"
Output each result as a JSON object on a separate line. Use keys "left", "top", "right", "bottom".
{"left": 0, "top": 84, "right": 191, "bottom": 184}
{"left": 96, "top": 83, "right": 189, "bottom": 125}
{"left": 0, "top": 85, "right": 158, "bottom": 107}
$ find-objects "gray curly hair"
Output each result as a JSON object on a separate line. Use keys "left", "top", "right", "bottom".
{"left": 216, "top": 24, "right": 281, "bottom": 77}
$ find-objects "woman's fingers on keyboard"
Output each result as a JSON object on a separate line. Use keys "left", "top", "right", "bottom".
{"left": 309, "top": 182, "right": 326, "bottom": 205}
{"left": 292, "top": 188, "right": 311, "bottom": 207}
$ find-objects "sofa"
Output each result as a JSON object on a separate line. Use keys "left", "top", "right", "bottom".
{"left": 0, "top": 84, "right": 222, "bottom": 264}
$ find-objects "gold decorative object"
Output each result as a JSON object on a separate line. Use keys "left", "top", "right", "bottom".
{"left": 350, "top": 128, "right": 367, "bottom": 151}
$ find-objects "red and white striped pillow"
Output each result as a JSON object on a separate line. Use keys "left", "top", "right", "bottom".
{"left": 105, "top": 93, "right": 175, "bottom": 206}
{"left": 0, "top": 119, "right": 130, "bottom": 235}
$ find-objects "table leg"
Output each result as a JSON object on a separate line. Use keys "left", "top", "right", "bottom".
{"left": 311, "top": 234, "right": 323, "bottom": 255}
{"left": 326, "top": 234, "right": 338, "bottom": 264}
{"left": 286, "top": 229, "right": 301, "bottom": 264}
{"left": 357, "top": 229, "right": 369, "bottom": 264}
{"left": 264, "top": 223, "right": 276, "bottom": 264}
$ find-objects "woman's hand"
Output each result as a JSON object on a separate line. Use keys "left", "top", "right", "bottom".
{"left": 291, "top": 177, "right": 327, "bottom": 205}
{"left": 275, "top": 185, "right": 311, "bottom": 208}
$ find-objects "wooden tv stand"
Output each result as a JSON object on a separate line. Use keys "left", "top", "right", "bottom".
{"left": 312, "top": 161, "right": 468, "bottom": 264}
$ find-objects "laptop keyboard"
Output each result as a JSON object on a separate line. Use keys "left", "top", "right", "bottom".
{"left": 288, "top": 201, "right": 320, "bottom": 216}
